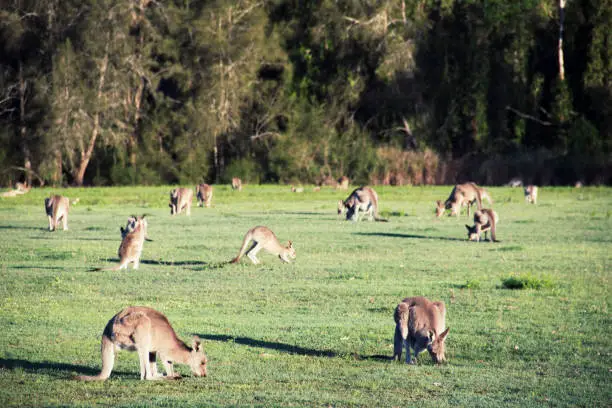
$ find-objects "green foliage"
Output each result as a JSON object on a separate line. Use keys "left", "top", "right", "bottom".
{"left": 501, "top": 274, "right": 555, "bottom": 290}
{"left": 222, "top": 158, "right": 262, "bottom": 184}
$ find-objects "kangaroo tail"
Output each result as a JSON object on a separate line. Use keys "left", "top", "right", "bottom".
{"left": 230, "top": 232, "right": 252, "bottom": 263}
{"left": 76, "top": 333, "right": 114, "bottom": 381}
{"left": 474, "top": 186, "right": 483, "bottom": 210}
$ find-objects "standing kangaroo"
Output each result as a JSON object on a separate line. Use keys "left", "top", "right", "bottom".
{"left": 101, "top": 215, "right": 148, "bottom": 271}
{"left": 466, "top": 208, "right": 499, "bottom": 242}
{"left": 524, "top": 185, "right": 538, "bottom": 204}
{"left": 44, "top": 195, "right": 70, "bottom": 231}
{"left": 436, "top": 183, "right": 492, "bottom": 218}
{"left": 169, "top": 188, "right": 193, "bottom": 216}
{"left": 76, "top": 306, "right": 207, "bottom": 381}
{"left": 196, "top": 184, "right": 213, "bottom": 208}
{"left": 393, "top": 296, "right": 449, "bottom": 364}
{"left": 231, "top": 177, "right": 242, "bottom": 191}
{"left": 339, "top": 186, "right": 388, "bottom": 222}
{"left": 336, "top": 176, "right": 349, "bottom": 190}
{"left": 230, "top": 226, "right": 296, "bottom": 264}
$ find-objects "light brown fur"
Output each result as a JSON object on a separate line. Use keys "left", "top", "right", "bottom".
{"left": 436, "top": 183, "right": 492, "bottom": 218}
{"left": 76, "top": 306, "right": 207, "bottom": 381}
{"left": 393, "top": 296, "right": 449, "bottom": 364}
{"left": 109, "top": 216, "right": 147, "bottom": 270}
{"left": 44, "top": 195, "right": 70, "bottom": 231}
{"left": 524, "top": 185, "right": 538, "bottom": 204}
{"left": 339, "top": 186, "right": 387, "bottom": 222}
{"left": 231, "top": 177, "right": 242, "bottom": 191}
{"left": 466, "top": 208, "right": 499, "bottom": 242}
{"left": 169, "top": 188, "right": 193, "bottom": 215}
{"left": 230, "top": 226, "right": 296, "bottom": 265}
{"left": 196, "top": 184, "right": 213, "bottom": 208}
{"left": 291, "top": 186, "right": 304, "bottom": 193}
{"left": 336, "top": 176, "right": 349, "bottom": 190}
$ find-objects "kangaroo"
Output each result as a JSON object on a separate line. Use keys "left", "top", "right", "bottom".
{"left": 291, "top": 186, "right": 304, "bottom": 193}
{"left": 437, "top": 183, "right": 491, "bottom": 218}
{"left": 169, "top": 188, "right": 193, "bottom": 216}
{"left": 230, "top": 226, "right": 295, "bottom": 264}
{"left": 393, "top": 296, "right": 449, "bottom": 364}
{"left": 44, "top": 195, "right": 70, "bottom": 231}
{"left": 339, "top": 186, "right": 387, "bottom": 222}
{"left": 109, "top": 215, "right": 147, "bottom": 270}
{"left": 231, "top": 177, "right": 242, "bottom": 191}
{"left": 336, "top": 176, "right": 349, "bottom": 190}
{"left": 465, "top": 208, "right": 499, "bottom": 242}
{"left": 76, "top": 306, "right": 207, "bottom": 381}
{"left": 524, "top": 185, "right": 538, "bottom": 204}
{"left": 196, "top": 184, "right": 213, "bottom": 208}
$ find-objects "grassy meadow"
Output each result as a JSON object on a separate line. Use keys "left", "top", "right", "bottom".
{"left": 0, "top": 185, "right": 610, "bottom": 407}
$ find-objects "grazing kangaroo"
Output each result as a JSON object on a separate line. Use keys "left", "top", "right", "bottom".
{"left": 393, "top": 296, "right": 449, "bottom": 364}
{"left": 466, "top": 209, "right": 499, "bottom": 242}
{"left": 76, "top": 306, "right": 207, "bottom": 381}
{"left": 524, "top": 185, "right": 538, "bottom": 204}
{"left": 44, "top": 195, "right": 70, "bottom": 231}
{"left": 169, "top": 188, "right": 193, "bottom": 216}
{"left": 230, "top": 226, "right": 295, "bottom": 265}
{"left": 196, "top": 184, "right": 213, "bottom": 208}
{"left": 291, "top": 186, "right": 304, "bottom": 193}
{"left": 339, "top": 186, "right": 387, "bottom": 222}
{"left": 336, "top": 176, "right": 349, "bottom": 190}
{"left": 436, "top": 183, "right": 491, "bottom": 218}
{"left": 231, "top": 177, "right": 242, "bottom": 191}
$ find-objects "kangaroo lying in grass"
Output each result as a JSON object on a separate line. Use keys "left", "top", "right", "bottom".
{"left": 338, "top": 186, "right": 388, "bottom": 222}
{"left": 169, "top": 187, "right": 193, "bottom": 215}
{"left": 436, "top": 183, "right": 492, "bottom": 218}
{"left": 336, "top": 176, "right": 349, "bottom": 190}
{"left": 76, "top": 306, "right": 207, "bottom": 381}
{"left": 465, "top": 209, "right": 499, "bottom": 242}
{"left": 44, "top": 195, "right": 70, "bottom": 231}
{"left": 393, "top": 296, "right": 449, "bottom": 364}
{"left": 230, "top": 226, "right": 295, "bottom": 264}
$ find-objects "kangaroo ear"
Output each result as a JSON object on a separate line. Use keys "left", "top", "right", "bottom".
{"left": 436, "top": 200, "right": 441, "bottom": 206}
{"left": 465, "top": 224, "right": 470, "bottom": 230}
{"left": 428, "top": 330, "right": 436, "bottom": 342}
{"left": 192, "top": 336, "right": 202, "bottom": 351}
{"left": 288, "top": 240, "right": 293, "bottom": 247}
{"left": 439, "top": 327, "right": 450, "bottom": 341}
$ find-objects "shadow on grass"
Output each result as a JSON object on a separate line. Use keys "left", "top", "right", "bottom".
{"left": 195, "top": 334, "right": 337, "bottom": 357}
{"left": 0, "top": 358, "right": 135, "bottom": 378}
{"left": 9, "top": 265, "right": 65, "bottom": 270}
{"left": 195, "top": 334, "right": 393, "bottom": 361}
{"left": 353, "top": 232, "right": 464, "bottom": 242}
{"left": 99, "top": 258, "right": 209, "bottom": 267}
{"left": 0, "top": 225, "right": 46, "bottom": 231}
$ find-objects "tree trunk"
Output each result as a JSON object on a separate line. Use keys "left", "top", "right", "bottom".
{"left": 18, "top": 61, "right": 32, "bottom": 187}
{"left": 558, "top": 0, "right": 566, "bottom": 81}
{"left": 74, "top": 43, "right": 109, "bottom": 186}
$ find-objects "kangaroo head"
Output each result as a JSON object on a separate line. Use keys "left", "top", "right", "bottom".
{"left": 465, "top": 224, "right": 479, "bottom": 241}
{"left": 286, "top": 241, "right": 296, "bottom": 259}
{"left": 337, "top": 200, "right": 346, "bottom": 215}
{"left": 435, "top": 200, "right": 445, "bottom": 217}
{"left": 188, "top": 336, "right": 208, "bottom": 377}
{"left": 427, "top": 328, "right": 450, "bottom": 363}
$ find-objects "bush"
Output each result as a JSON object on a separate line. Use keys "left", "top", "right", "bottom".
{"left": 501, "top": 274, "right": 554, "bottom": 290}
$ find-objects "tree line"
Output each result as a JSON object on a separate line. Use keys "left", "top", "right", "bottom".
{"left": 1, "top": 0, "right": 610, "bottom": 187}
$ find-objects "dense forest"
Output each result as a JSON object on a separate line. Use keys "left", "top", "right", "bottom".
{"left": 0, "top": 0, "right": 610, "bottom": 186}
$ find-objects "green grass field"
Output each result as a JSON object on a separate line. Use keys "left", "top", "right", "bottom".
{"left": 0, "top": 185, "right": 610, "bottom": 407}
